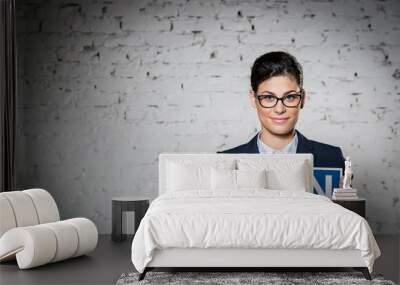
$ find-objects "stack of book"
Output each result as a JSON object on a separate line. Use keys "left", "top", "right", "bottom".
{"left": 332, "top": 188, "right": 358, "bottom": 200}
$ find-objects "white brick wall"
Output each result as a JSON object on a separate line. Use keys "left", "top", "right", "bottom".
{"left": 16, "top": 0, "right": 400, "bottom": 234}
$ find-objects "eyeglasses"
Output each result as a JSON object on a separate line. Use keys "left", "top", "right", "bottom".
{"left": 255, "top": 89, "right": 304, "bottom": 108}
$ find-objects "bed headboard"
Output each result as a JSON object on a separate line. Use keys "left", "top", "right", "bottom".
{"left": 158, "top": 153, "right": 314, "bottom": 196}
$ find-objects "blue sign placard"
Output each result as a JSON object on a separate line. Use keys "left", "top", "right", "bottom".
{"left": 313, "top": 167, "right": 343, "bottom": 197}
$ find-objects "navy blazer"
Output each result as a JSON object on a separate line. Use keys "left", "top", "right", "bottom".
{"left": 218, "top": 129, "right": 345, "bottom": 173}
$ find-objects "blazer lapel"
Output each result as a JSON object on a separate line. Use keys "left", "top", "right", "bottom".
{"left": 245, "top": 133, "right": 259, "bottom": 153}
{"left": 295, "top": 129, "right": 314, "bottom": 153}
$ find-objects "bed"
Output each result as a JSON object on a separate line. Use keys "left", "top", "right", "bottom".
{"left": 131, "top": 153, "right": 381, "bottom": 281}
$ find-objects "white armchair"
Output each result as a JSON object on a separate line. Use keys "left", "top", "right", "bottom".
{"left": 0, "top": 189, "right": 98, "bottom": 269}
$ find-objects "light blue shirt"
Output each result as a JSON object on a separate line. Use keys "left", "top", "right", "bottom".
{"left": 257, "top": 131, "right": 298, "bottom": 154}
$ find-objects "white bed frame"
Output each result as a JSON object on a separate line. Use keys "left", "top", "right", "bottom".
{"left": 139, "top": 153, "right": 371, "bottom": 280}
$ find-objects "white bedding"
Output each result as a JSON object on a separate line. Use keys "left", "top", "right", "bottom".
{"left": 131, "top": 189, "right": 381, "bottom": 273}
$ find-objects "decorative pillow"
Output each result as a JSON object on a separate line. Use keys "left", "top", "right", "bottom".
{"left": 236, "top": 169, "right": 267, "bottom": 189}
{"left": 167, "top": 162, "right": 211, "bottom": 191}
{"left": 211, "top": 168, "right": 268, "bottom": 190}
{"left": 266, "top": 162, "right": 308, "bottom": 191}
{"left": 211, "top": 168, "right": 236, "bottom": 190}
{"left": 237, "top": 158, "right": 309, "bottom": 191}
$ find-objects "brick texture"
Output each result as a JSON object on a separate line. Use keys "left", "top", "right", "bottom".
{"left": 16, "top": 0, "right": 400, "bottom": 234}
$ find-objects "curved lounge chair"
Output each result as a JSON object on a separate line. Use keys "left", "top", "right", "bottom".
{"left": 0, "top": 189, "right": 98, "bottom": 269}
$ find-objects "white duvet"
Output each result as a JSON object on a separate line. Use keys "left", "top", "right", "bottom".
{"left": 131, "top": 189, "right": 381, "bottom": 273}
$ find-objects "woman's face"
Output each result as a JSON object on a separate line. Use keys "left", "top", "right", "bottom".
{"left": 249, "top": 75, "right": 305, "bottom": 137}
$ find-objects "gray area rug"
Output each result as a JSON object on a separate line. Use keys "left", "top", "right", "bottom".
{"left": 116, "top": 271, "right": 396, "bottom": 285}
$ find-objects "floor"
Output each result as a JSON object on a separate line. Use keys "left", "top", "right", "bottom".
{"left": 0, "top": 234, "right": 399, "bottom": 285}
{"left": 0, "top": 235, "right": 133, "bottom": 285}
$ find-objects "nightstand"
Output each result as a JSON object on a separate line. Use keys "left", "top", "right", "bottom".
{"left": 332, "top": 198, "right": 366, "bottom": 218}
{"left": 112, "top": 196, "right": 150, "bottom": 242}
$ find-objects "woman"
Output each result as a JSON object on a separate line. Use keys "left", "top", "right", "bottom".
{"left": 219, "top": 51, "right": 345, "bottom": 172}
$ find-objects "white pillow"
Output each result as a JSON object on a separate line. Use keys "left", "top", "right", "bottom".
{"left": 237, "top": 158, "right": 309, "bottom": 191}
{"left": 211, "top": 168, "right": 267, "bottom": 190}
{"left": 167, "top": 162, "right": 211, "bottom": 191}
{"left": 266, "top": 162, "right": 308, "bottom": 191}
{"left": 236, "top": 169, "right": 267, "bottom": 188}
{"left": 211, "top": 168, "right": 236, "bottom": 190}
